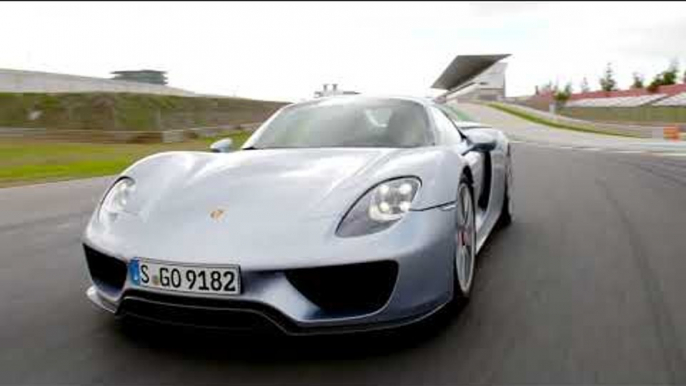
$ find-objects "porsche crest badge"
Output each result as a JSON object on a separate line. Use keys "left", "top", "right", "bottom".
{"left": 210, "top": 208, "right": 225, "bottom": 220}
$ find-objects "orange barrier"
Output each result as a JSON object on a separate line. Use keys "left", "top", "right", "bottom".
{"left": 664, "top": 126, "right": 681, "bottom": 140}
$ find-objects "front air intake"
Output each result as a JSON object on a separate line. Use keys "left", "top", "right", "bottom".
{"left": 285, "top": 261, "right": 398, "bottom": 314}
{"left": 83, "top": 244, "right": 128, "bottom": 293}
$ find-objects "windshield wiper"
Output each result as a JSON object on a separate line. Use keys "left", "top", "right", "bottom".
{"left": 241, "top": 146, "right": 262, "bottom": 150}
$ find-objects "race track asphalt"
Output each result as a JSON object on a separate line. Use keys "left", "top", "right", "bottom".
{"left": 1, "top": 144, "right": 686, "bottom": 385}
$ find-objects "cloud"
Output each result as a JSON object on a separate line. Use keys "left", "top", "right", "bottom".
{"left": 467, "top": 1, "right": 551, "bottom": 17}
{"left": 0, "top": 2, "right": 685, "bottom": 100}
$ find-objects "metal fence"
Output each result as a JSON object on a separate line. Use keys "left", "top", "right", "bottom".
{"left": 510, "top": 99, "right": 686, "bottom": 129}
{"left": 561, "top": 106, "right": 686, "bottom": 128}
{"left": 490, "top": 102, "right": 672, "bottom": 138}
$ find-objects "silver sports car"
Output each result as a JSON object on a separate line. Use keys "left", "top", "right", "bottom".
{"left": 82, "top": 95, "right": 513, "bottom": 335}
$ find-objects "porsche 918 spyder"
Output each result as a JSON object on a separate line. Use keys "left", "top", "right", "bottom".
{"left": 82, "top": 95, "right": 513, "bottom": 335}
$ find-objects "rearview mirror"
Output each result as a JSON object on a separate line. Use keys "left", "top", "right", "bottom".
{"left": 210, "top": 138, "right": 234, "bottom": 153}
{"left": 462, "top": 133, "right": 497, "bottom": 155}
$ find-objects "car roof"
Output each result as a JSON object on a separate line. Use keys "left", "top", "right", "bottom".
{"left": 289, "top": 94, "right": 437, "bottom": 109}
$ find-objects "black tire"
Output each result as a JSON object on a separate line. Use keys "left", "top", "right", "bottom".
{"left": 451, "top": 176, "right": 477, "bottom": 308}
{"left": 498, "top": 182, "right": 513, "bottom": 227}
{"left": 498, "top": 147, "right": 513, "bottom": 227}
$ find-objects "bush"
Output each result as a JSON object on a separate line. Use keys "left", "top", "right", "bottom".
{"left": 553, "top": 83, "right": 573, "bottom": 102}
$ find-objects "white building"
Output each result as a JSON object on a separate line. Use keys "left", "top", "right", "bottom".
{"left": 445, "top": 62, "right": 508, "bottom": 102}
{"left": 314, "top": 83, "right": 359, "bottom": 98}
{"left": 432, "top": 54, "right": 510, "bottom": 103}
{"left": 0, "top": 68, "right": 197, "bottom": 96}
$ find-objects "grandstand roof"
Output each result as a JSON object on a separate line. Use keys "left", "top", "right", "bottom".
{"left": 431, "top": 54, "right": 510, "bottom": 90}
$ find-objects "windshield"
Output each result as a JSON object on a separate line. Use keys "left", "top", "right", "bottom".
{"left": 458, "top": 125, "right": 489, "bottom": 130}
{"left": 242, "top": 98, "right": 433, "bottom": 149}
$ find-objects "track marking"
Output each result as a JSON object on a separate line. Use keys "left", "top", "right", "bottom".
{"left": 653, "top": 152, "right": 686, "bottom": 158}
{"left": 578, "top": 147, "right": 603, "bottom": 152}
{"left": 513, "top": 140, "right": 686, "bottom": 157}
{"left": 611, "top": 150, "right": 646, "bottom": 154}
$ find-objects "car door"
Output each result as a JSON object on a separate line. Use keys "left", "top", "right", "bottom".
{"left": 428, "top": 105, "right": 485, "bottom": 205}
{"left": 438, "top": 104, "right": 509, "bottom": 241}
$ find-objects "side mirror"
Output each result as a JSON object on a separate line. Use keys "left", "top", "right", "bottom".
{"left": 210, "top": 138, "right": 234, "bottom": 153}
{"left": 462, "top": 133, "right": 497, "bottom": 155}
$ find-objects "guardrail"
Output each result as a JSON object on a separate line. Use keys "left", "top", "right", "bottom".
{"left": 489, "top": 102, "right": 682, "bottom": 139}
{"left": 0, "top": 122, "right": 263, "bottom": 144}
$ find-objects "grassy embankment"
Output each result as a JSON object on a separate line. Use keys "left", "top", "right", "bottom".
{"left": 0, "top": 92, "right": 288, "bottom": 187}
{"left": 487, "top": 102, "right": 641, "bottom": 138}
{"left": 0, "top": 92, "right": 287, "bottom": 131}
{"left": 443, "top": 104, "right": 474, "bottom": 121}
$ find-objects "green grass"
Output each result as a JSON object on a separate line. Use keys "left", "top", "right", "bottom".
{"left": 0, "top": 131, "right": 252, "bottom": 188}
{"left": 0, "top": 92, "right": 288, "bottom": 131}
{"left": 487, "top": 102, "right": 641, "bottom": 138}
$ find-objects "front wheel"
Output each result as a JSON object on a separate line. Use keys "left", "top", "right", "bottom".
{"left": 498, "top": 148, "right": 514, "bottom": 227}
{"left": 451, "top": 178, "right": 477, "bottom": 306}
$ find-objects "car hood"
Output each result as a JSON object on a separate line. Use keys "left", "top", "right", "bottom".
{"left": 124, "top": 148, "right": 400, "bottom": 224}
{"left": 87, "top": 146, "right": 460, "bottom": 267}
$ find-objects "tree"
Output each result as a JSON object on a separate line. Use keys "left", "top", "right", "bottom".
{"left": 683, "top": 69, "right": 686, "bottom": 84}
{"left": 539, "top": 81, "right": 555, "bottom": 94}
{"left": 535, "top": 85, "right": 540, "bottom": 95}
{"left": 647, "top": 59, "right": 681, "bottom": 92}
{"left": 630, "top": 72, "right": 644, "bottom": 89}
{"left": 662, "top": 58, "right": 679, "bottom": 85}
{"left": 599, "top": 62, "right": 618, "bottom": 92}
{"left": 580, "top": 77, "right": 590, "bottom": 93}
{"left": 647, "top": 76, "right": 662, "bottom": 92}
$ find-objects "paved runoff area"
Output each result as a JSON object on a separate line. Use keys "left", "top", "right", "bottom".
{"left": 456, "top": 103, "right": 686, "bottom": 158}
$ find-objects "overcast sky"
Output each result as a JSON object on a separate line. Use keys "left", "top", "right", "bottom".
{"left": 1, "top": 1, "right": 685, "bottom": 102}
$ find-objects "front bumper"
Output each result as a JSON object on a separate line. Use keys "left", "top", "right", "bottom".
{"left": 83, "top": 207, "right": 457, "bottom": 335}
{"left": 87, "top": 285, "right": 447, "bottom": 335}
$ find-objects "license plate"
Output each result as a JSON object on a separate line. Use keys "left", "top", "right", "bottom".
{"left": 129, "top": 259, "right": 241, "bottom": 295}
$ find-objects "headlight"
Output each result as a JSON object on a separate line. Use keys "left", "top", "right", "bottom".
{"left": 98, "top": 177, "right": 136, "bottom": 223}
{"left": 336, "top": 177, "right": 421, "bottom": 237}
